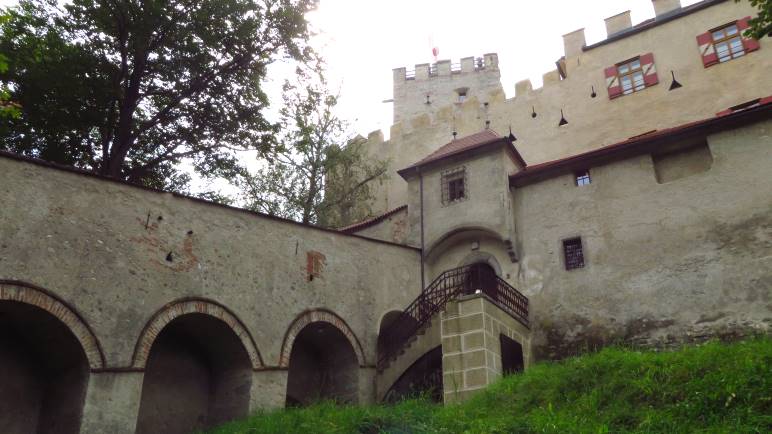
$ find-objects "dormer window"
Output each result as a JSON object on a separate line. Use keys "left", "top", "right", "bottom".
{"left": 442, "top": 167, "right": 467, "bottom": 205}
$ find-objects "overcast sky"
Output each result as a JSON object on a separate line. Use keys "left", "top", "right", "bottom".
{"left": 1, "top": 0, "right": 702, "bottom": 137}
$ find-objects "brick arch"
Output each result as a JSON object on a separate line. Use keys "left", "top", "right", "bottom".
{"left": 132, "top": 298, "right": 264, "bottom": 370}
{"left": 0, "top": 280, "right": 106, "bottom": 369}
{"left": 279, "top": 309, "right": 366, "bottom": 368}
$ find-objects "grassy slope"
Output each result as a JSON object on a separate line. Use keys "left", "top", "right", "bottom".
{"left": 208, "top": 338, "right": 771, "bottom": 434}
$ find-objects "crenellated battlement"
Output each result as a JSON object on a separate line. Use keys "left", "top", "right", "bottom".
{"left": 393, "top": 53, "right": 499, "bottom": 82}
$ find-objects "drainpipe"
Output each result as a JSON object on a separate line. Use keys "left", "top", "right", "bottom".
{"left": 419, "top": 169, "right": 425, "bottom": 291}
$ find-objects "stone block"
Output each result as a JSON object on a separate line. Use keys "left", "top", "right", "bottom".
{"left": 462, "top": 331, "right": 485, "bottom": 351}
{"left": 459, "top": 298, "right": 483, "bottom": 315}
{"left": 444, "top": 314, "right": 483, "bottom": 336}
{"left": 442, "top": 335, "right": 462, "bottom": 354}
{"left": 464, "top": 367, "right": 489, "bottom": 388}
{"left": 442, "top": 371, "right": 464, "bottom": 393}
{"left": 461, "top": 349, "right": 487, "bottom": 370}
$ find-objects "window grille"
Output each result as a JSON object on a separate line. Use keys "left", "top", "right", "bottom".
{"left": 441, "top": 167, "right": 467, "bottom": 205}
{"left": 563, "top": 238, "right": 585, "bottom": 270}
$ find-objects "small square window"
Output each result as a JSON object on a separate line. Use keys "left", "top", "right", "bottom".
{"left": 442, "top": 167, "right": 467, "bottom": 205}
{"left": 563, "top": 238, "right": 585, "bottom": 270}
{"left": 575, "top": 170, "right": 591, "bottom": 186}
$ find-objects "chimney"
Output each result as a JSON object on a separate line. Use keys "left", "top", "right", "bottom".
{"left": 652, "top": 0, "right": 681, "bottom": 17}
{"left": 562, "top": 28, "right": 586, "bottom": 58}
{"left": 605, "top": 11, "right": 632, "bottom": 36}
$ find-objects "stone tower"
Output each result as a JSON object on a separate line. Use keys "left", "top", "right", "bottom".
{"left": 391, "top": 53, "right": 504, "bottom": 124}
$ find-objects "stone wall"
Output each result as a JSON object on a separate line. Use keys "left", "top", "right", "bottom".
{"left": 512, "top": 120, "right": 772, "bottom": 359}
{"left": 0, "top": 154, "right": 422, "bottom": 432}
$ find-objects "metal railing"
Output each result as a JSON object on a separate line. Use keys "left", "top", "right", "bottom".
{"left": 377, "top": 265, "right": 528, "bottom": 370}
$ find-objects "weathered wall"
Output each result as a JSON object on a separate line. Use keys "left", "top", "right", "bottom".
{"left": 0, "top": 154, "right": 422, "bottom": 431}
{"left": 512, "top": 120, "right": 772, "bottom": 359}
{"left": 364, "top": 0, "right": 772, "bottom": 213}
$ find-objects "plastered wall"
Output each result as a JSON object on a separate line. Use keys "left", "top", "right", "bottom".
{"left": 511, "top": 120, "right": 772, "bottom": 358}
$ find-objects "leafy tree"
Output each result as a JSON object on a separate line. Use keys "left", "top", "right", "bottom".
{"left": 240, "top": 66, "right": 387, "bottom": 226}
{"left": 738, "top": 0, "right": 772, "bottom": 39}
{"left": 0, "top": 11, "right": 20, "bottom": 120}
{"left": 0, "top": 0, "right": 315, "bottom": 191}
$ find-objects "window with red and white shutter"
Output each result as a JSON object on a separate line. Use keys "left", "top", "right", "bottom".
{"left": 605, "top": 53, "right": 658, "bottom": 99}
{"left": 697, "top": 17, "right": 761, "bottom": 68}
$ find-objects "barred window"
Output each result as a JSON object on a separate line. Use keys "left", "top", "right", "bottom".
{"left": 441, "top": 167, "right": 467, "bottom": 205}
{"left": 563, "top": 238, "right": 585, "bottom": 270}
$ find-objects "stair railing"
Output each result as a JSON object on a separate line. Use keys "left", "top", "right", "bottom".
{"left": 377, "top": 266, "right": 529, "bottom": 370}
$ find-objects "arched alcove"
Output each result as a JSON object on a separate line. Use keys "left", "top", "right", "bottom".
{"left": 0, "top": 301, "right": 90, "bottom": 434}
{"left": 281, "top": 310, "right": 364, "bottom": 407}
{"left": 134, "top": 312, "right": 254, "bottom": 434}
{"left": 285, "top": 322, "right": 360, "bottom": 406}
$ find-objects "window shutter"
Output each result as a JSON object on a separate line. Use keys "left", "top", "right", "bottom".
{"left": 639, "top": 53, "right": 659, "bottom": 87}
{"left": 605, "top": 66, "right": 622, "bottom": 99}
{"left": 696, "top": 31, "right": 719, "bottom": 67}
{"left": 737, "top": 16, "right": 761, "bottom": 53}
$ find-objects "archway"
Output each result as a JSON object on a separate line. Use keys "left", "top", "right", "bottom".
{"left": 464, "top": 262, "right": 498, "bottom": 296}
{"left": 135, "top": 312, "right": 254, "bottom": 434}
{"left": 283, "top": 312, "right": 362, "bottom": 406}
{"left": 0, "top": 301, "right": 90, "bottom": 434}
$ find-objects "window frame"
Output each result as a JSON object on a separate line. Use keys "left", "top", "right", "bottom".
{"left": 441, "top": 166, "right": 468, "bottom": 205}
{"left": 710, "top": 21, "right": 745, "bottom": 63}
{"left": 574, "top": 170, "right": 592, "bottom": 187}
{"left": 616, "top": 57, "right": 646, "bottom": 95}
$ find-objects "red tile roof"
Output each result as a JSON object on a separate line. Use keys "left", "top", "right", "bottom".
{"left": 338, "top": 205, "right": 408, "bottom": 233}
{"left": 510, "top": 96, "right": 772, "bottom": 187}
{"left": 398, "top": 130, "right": 526, "bottom": 179}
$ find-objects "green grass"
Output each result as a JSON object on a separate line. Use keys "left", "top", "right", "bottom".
{"left": 208, "top": 337, "right": 772, "bottom": 434}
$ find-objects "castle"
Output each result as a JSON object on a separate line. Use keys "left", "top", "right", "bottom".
{"left": 0, "top": 0, "right": 770, "bottom": 433}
